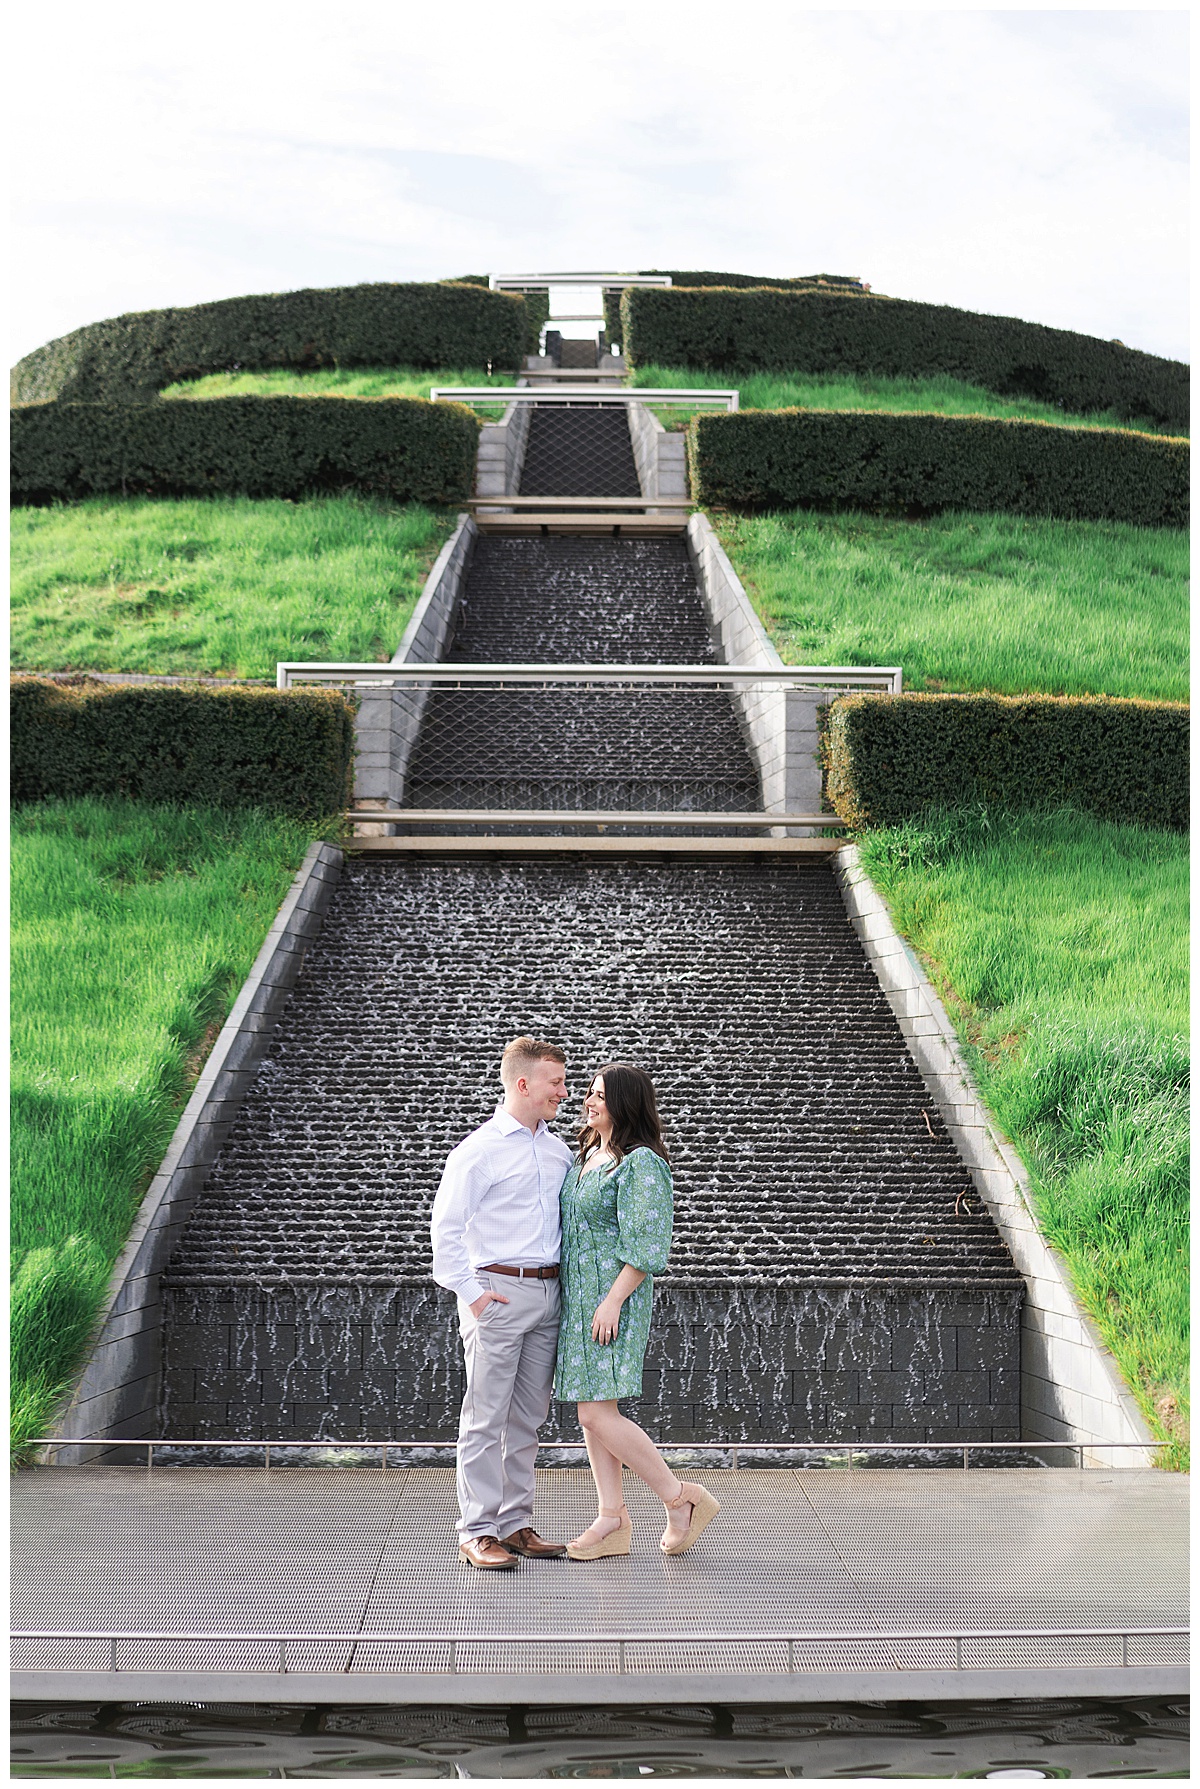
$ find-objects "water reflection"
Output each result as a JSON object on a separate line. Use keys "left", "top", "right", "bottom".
{"left": 11, "top": 1697, "right": 1188, "bottom": 1777}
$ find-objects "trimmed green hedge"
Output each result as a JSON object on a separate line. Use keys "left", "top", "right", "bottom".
{"left": 604, "top": 272, "right": 868, "bottom": 342}
{"left": 646, "top": 269, "right": 867, "bottom": 290}
{"left": 622, "top": 288, "right": 1188, "bottom": 428}
{"left": 11, "top": 281, "right": 528, "bottom": 405}
{"left": 11, "top": 678, "right": 355, "bottom": 817}
{"left": 687, "top": 409, "right": 1187, "bottom": 527}
{"left": 448, "top": 277, "right": 548, "bottom": 354}
{"left": 822, "top": 693, "right": 1189, "bottom": 831}
{"left": 11, "top": 396, "right": 480, "bottom": 505}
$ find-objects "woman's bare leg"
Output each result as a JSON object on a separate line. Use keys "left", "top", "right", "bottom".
{"left": 577, "top": 1401, "right": 693, "bottom": 1544}
{"left": 569, "top": 1413, "right": 626, "bottom": 1546}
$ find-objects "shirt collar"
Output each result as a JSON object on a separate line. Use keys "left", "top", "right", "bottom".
{"left": 493, "top": 1104, "right": 546, "bottom": 1139}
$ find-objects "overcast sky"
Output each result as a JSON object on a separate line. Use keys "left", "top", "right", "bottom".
{"left": 10, "top": 3, "right": 1188, "bottom": 366}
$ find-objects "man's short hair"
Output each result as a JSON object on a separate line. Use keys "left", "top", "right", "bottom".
{"left": 500, "top": 1036, "right": 566, "bottom": 1088}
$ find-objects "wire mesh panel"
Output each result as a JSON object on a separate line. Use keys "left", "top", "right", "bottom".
{"left": 277, "top": 666, "right": 900, "bottom": 834}
{"left": 519, "top": 404, "right": 642, "bottom": 497}
{"left": 397, "top": 678, "right": 762, "bottom": 821}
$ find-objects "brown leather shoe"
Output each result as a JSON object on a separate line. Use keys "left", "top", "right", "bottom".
{"left": 500, "top": 1525, "right": 567, "bottom": 1558}
{"left": 458, "top": 1535, "right": 518, "bottom": 1570}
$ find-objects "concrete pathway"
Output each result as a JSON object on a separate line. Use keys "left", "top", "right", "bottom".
{"left": 12, "top": 1466, "right": 1187, "bottom": 1704}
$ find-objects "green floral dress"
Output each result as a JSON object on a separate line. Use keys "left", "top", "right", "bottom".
{"left": 555, "top": 1146, "right": 674, "bottom": 1402}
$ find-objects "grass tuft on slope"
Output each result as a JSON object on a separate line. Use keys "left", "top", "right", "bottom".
{"left": 11, "top": 494, "right": 456, "bottom": 680}
{"left": 716, "top": 508, "right": 1187, "bottom": 701}
{"left": 160, "top": 364, "right": 515, "bottom": 401}
{"left": 856, "top": 807, "right": 1188, "bottom": 1463}
{"left": 10, "top": 799, "right": 328, "bottom": 1457}
{"left": 629, "top": 363, "right": 1184, "bottom": 435}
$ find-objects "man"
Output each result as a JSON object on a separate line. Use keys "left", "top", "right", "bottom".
{"left": 431, "top": 1036, "right": 573, "bottom": 1569}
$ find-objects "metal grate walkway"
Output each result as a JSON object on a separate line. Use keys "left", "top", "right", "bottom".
{"left": 12, "top": 1466, "right": 1187, "bottom": 1704}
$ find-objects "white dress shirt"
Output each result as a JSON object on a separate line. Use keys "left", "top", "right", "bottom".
{"left": 430, "top": 1106, "right": 574, "bottom": 1305}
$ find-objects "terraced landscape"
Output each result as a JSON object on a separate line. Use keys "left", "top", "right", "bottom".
{"left": 10, "top": 269, "right": 1189, "bottom": 1464}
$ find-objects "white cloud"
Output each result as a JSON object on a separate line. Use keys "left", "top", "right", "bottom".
{"left": 10, "top": 3, "right": 1188, "bottom": 363}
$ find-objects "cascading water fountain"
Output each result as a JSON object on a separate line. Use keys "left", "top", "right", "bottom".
{"left": 161, "top": 457, "right": 1024, "bottom": 1444}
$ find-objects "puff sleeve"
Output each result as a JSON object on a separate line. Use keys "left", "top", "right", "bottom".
{"left": 615, "top": 1148, "right": 673, "bottom": 1275}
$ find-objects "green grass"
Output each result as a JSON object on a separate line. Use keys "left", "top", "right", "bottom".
{"left": 630, "top": 363, "right": 1184, "bottom": 435}
{"left": 11, "top": 495, "right": 457, "bottom": 679}
{"left": 10, "top": 799, "right": 330, "bottom": 1457}
{"left": 160, "top": 363, "right": 516, "bottom": 401}
{"left": 715, "top": 508, "right": 1188, "bottom": 701}
{"left": 856, "top": 807, "right": 1188, "bottom": 1461}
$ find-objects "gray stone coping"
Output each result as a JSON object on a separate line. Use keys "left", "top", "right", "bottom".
{"left": 835, "top": 845, "right": 1160, "bottom": 1463}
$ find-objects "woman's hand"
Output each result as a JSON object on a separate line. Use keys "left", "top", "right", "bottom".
{"left": 591, "top": 1294, "right": 625, "bottom": 1345}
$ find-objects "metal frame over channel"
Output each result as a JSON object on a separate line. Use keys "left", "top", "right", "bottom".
{"left": 431, "top": 386, "right": 740, "bottom": 410}
{"left": 488, "top": 273, "right": 673, "bottom": 290}
{"left": 277, "top": 662, "right": 902, "bottom": 692}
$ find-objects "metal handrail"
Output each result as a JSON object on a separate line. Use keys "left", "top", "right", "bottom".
{"left": 489, "top": 274, "right": 672, "bottom": 289}
{"left": 276, "top": 662, "right": 903, "bottom": 691}
{"left": 13, "top": 1626, "right": 1186, "bottom": 1680}
{"left": 345, "top": 809, "right": 847, "bottom": 830}
{"left": 431, "top": 386, "right": 739, "bottom": 410}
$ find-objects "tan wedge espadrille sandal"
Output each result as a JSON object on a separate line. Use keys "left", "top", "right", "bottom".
{"left": 660, "top": 1481, "right": 720, "bottom": 1555}
{"left": 566, "top": 1505, "right": 632, "bottom": 1560}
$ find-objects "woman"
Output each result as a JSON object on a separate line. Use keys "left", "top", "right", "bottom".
{"left": 555, "top": 1062, "right": 720, "bottom": 1560}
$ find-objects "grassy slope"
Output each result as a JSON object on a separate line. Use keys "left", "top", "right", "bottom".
{"left": 857, "top": 809, "right": 1188, "bottom": 1459}
{"left": 11, "top": 800, "right": 328, "bottom": 1455}
{"left": 715, "top": 509, "right": 1188, "bottom": 701}
{"left": 11, "top": 495, "right": 456, "bottom": 679}
{"left": 630, "top": 363, "right": 1184, "bottom": 435}
{"left": 160, "top": 365, "right": 515, "bottom": 401}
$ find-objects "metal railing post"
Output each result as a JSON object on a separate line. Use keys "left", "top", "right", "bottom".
{"left": 279, "top": 1639, "right": 287, "bottom": 1674}
{"left": 955, "top": 1635, "right": 963, "bottom": 1670}
{"left": 449, "top": 1639, "right": 458, "bottom": 1675}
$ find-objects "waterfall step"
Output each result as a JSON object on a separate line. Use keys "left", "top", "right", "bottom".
{"left": 166, "top": 856, "right": 1021, "bottom": 1291}
{"left": 447, "top": 536, "right": 715, "bottom": 662}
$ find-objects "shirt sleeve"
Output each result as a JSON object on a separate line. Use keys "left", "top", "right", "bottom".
{"left": 615, "top": 1149, "right": 673, "bottom": 1275}
{"left": 430, "top": 1143, "right": 490, "bottom": 1304}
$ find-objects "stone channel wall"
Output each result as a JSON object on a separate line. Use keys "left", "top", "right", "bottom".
{"left": 473, "top": 398, "right": 533, "bottom": 502}
{"left": 686, "top": 510, "right": 826, "bottom": 815}
{"left": 627, "top": 401, "right": 689, "bottom": 503}
{"left": 353, "top": 513, "right": 477, "bottom": 821}
{"left": 162, "top": 1283, "right": 1023, "bottom": 1445}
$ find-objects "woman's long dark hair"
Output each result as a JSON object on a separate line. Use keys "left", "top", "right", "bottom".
{"left": 577, "top": 1062, "right": 670, "bottom": 1166}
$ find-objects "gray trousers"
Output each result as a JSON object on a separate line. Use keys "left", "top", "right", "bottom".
{"left": 456, "top": 1272, "right": 560, "bottom": 1540}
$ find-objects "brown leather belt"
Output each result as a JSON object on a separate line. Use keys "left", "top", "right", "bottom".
{"left": 481, "top": 1262, "right": 560, "bottom": 1280}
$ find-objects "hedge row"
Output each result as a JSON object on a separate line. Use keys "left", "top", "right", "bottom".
{"left": 686, "top": 409, "right": 1187, "bottom": 528}
{"left": 11, "top": 396, "right": 480, "bottom": 505}
{"left": 450, "top": 277, "right": 549, "bottom": 355}
{"left": 621, "top": 287, "right": 1188, "bottom": 429}
{"left": 11, "top": 678, "right": 356, "bottom": 818}
{"left": 603, "top": 272, "right": 868, "bottom": 341}
{"left": 822, "top": 693, "right": 1189, "bottom": 831}
{"left": 646, "top": 269, "right": 867, "bottom": 290}
{"left": 11, "top": 281, "right": 528, "bottom": 405}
